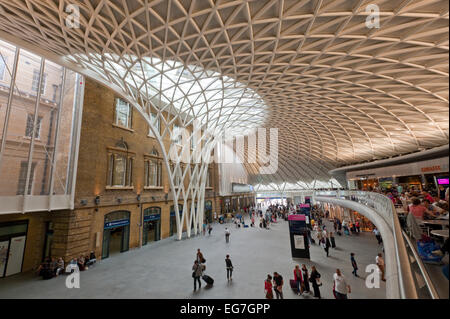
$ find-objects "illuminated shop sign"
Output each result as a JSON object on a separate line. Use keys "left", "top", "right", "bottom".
{"left": 421, "top": 165, "right": 441, "bottom": 173}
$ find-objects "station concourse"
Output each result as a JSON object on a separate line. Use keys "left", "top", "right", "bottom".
{"left": 0, "top": 0, "right": 448, "bottom": 300}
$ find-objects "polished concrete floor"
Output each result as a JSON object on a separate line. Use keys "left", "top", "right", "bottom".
{"left": 0, "top": 216, "right": 386, "bottom": 299}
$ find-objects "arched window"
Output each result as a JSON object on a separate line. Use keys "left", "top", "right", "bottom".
{"left": 144, "top": 206, "right": 161, "bottom": 218}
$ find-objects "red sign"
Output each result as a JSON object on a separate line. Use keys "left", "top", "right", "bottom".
{"left": 288, "top": 214, "right": 306, "bottom": 221}
{"left": 421, "top": 165, "right": 441, "bottom": 173}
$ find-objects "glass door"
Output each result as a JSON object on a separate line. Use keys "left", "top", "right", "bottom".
{"left": 121, "top": 225, "right": 130, "bottom": 252}
{"left": 142, "top": 222, "right": 149, "bottom": 246}
{"left": 170, "top": 216, "right": 176, "bottom": 236}
{"left": 102, "top": 229, "right": 110, "bottom": 259}
{"left": 155, "top": 220, "right": 161, "bottom": 241}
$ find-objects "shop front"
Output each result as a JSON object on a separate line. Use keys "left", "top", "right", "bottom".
{"left": 398, "top": 175, "right": 422, "bottom": 191}
{"left": 0, "top": 220, "right": 28, "bottom": 277}
{"left": 143, "top": 207, "right": 161, "bottom": 245}
{"left": 358, "top": 178, "right": 378, "bottom": 191}
{"left": 102, "top": 211, "right": 130, "bottom": 259}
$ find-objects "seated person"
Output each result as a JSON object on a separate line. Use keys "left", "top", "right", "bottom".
{"left": 421, "top": 191, "right": 435, "bottom": 203}
{"left": 65, "top": 258, "right": 78, "bottom": 273}
{"left": 55, "top": 257, "right": 65, "bottom": 276}
{"left": 77, "top": 256, "right": 86, "bottom": 271}
{"left": 84, "top": 255, "right": 91, "bottom": 268}
{"left": 408, "top": 198, "right": 434, "bottom": 221}
{"left": 422, "top": 199, "right": 444, "bottom": 217}
{"left": 35, "top": 261, "right": 46, "bottom": 276}
{"left": 88, "top": 251, "right": 97, "bottom": 265}
{"left": 40, "top": 258, "right": 54, "bottom": 280}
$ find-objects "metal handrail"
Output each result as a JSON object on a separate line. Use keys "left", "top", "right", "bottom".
{"left": 401, "top": 230, "right": 440, "bottom": 299}
{"left": 387, "top": 198, "right": 416, "bottom": 299}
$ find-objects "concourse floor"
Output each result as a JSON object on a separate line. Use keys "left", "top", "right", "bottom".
{"left": 0, "top": 217, "right": 386, "bottom": 299}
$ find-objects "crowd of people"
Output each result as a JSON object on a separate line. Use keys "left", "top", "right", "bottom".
{"left": 372, "top": 185, "right": 449, "bottom": 221}
{"left": 189, "top": 201, "right": 389, "bottom": 299}
{"left": 35, "top": 251, "right": 96, "bottom": 280}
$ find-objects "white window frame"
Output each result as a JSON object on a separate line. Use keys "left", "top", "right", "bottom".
{"left": 114, "top": 98, "right": 132, "bottom": 129}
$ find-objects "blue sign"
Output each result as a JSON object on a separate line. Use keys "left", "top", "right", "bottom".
{"left": 170, "top": 210, "right": 183, "bottom": 217}
{"left": 144, "top": 213, "right": 161, "bottom": 222}
{"left": 104, "top": 219, "right": 130, "bottom": 229}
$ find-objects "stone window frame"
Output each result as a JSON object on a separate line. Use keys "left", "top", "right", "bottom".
{"left": 106, "top": 146, "right": 135, "bottom": 190}
{"left": 144, "top": 151, "right": 163, "bottom": 190}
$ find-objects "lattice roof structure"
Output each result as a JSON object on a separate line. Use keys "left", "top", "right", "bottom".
{"left": 0, "top": 0, "right": 448, "bottom": 187}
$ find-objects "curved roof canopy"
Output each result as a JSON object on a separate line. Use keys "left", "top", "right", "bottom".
{"left": 0, "top": 0, "right": 447, "bottom": 186}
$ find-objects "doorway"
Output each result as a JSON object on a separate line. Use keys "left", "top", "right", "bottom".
{"left": 102, "top": 211, "right": 130, "bottom": 259}
{"left": 143, "top": 207, "right": 161, "bottom": 245}
{"left": 0, "top": 221, "right": 28, "bottom": 278}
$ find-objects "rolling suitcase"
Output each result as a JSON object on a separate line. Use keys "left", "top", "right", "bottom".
{"left": 202, "top": 274, "right": 214, "bottom": 285}
{"left": 289, "top": 279, "right": 298, "bottom": 292}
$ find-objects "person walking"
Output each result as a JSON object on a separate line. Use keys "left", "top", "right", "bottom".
{"left": 324, "top": 235, "right": 331, "bottom": 257}
{"left": 207, "top": 223, "right": 212, "bottom": 236}
{"left": 333, "top": 269, "right": 351, "bottom": 299}
{"left": 225, "top": 254, "right": 233, "bottom": 281}
{"left": 301, "top": 264, "right": 310, "bottom": 293}
{"left": 309, "top": 266, "right": 322, "bottom": 299}
{"left": 293, "top": 265, "right": 304, "bottom": 295}
{"left": 273, "top": 272, "right": 284, "bottom": 299}
{"left": 350, "top": 253, "right": 358, "bottom": 277}
{"left": 355, "top": 220, "right": 360, "bottom": 233}
{"left": 317, "top": 227, "right": 323, "bottom": 242}
{"left": 330, "top": 232, "right": 336, "bottom": 248}
{"left": 264, "top": 275, "right": 273, "bottom": 299}
{"left": 376, "top": 253, "right": 386, "bottom": 281}
{"left": 192, "top": 260, "right": 203, "bottom": 291}
{"left": 373, "top": 227, "right": 382, "bottom": 245}
{"left": 196, "top": 249, "right": 206, "bottom": 264}
{"left": 225, "top": 227, "right": 230, "bottom": 243}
